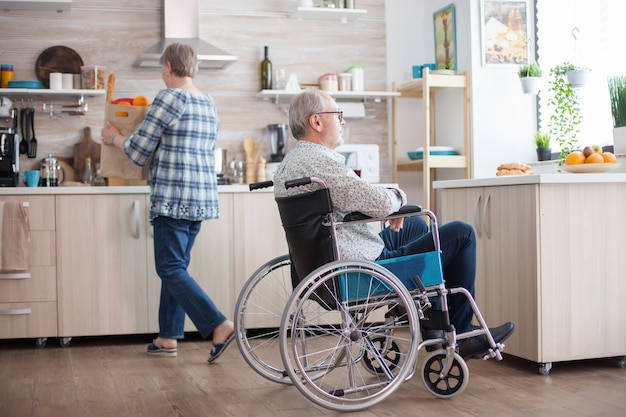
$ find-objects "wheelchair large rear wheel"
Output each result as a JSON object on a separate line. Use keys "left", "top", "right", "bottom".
{"left": 279, "top": 259, "right": 420, "bottom": 412}
{"left": 234, "top": 254, "right": 293, "bottom": 384}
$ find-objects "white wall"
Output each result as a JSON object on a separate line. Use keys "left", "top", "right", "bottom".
{"left": 386, "top": 0, "right": 537, "bottom": 204}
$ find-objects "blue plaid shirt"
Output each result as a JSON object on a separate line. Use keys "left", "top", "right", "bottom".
{"left": 124, "top": 88, "right": 220, "bottom": 221}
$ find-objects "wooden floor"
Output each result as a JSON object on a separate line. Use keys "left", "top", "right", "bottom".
{"left": 1, "top": 334, "right": 625, "bottom": 417}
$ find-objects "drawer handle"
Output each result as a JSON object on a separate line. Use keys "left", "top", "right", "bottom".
{"left": 482, "top": 193, "right": 491, "bottom": 239}
{"left": 133, "top": 199, "right": 140, "bottom": 239}
{"left": 0, "top": 308, "right": 32, "bottom": 315}
{"left": 0, "top": 272, "right": 31, "bottom": 280}
{"left": 474, "top": 194, "right": 482, "bottom": 239}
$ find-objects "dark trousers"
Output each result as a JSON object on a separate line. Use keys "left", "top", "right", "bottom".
{"left": 377, "top": 216, "right": 476, "bottom": 333}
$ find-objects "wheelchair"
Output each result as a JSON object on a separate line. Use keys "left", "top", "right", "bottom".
{"left": 235, "top": 177, "right": 507, "bottom": 412}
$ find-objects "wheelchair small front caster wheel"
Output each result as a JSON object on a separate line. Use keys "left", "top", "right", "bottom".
{"left": 363, "top": 337, "right": 402, "bottom": 375}
{"left": 35, "top": 337, "right": 47, "bottom": 348}
{"left": 420, "top": 349, "right": 469, "bottom": 399}
{"left": 60, "top": 337, "right": 72, "bottom": 348}
{"left": 539, "top": 362, "right": 552, "bottom": 375}
{"left": 617, "top": 356, "right": 625, "bottom": 369}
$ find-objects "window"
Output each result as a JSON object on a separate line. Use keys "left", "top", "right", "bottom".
{"left": 536, "top": 0, "right": 626, "bottom": 148}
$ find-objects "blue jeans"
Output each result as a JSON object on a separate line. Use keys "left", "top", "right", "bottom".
{"left": 377, "top": 216, "right": 476, "bottom": 333}
{"left": 152, "top": 216, "right": 226, "bottom": 339}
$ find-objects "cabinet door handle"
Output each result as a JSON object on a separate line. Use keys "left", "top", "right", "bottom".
{"left": 474, "top": 194, "right": 482, "bottom": 239}
{"left": 133, "top": 199, "right": 140, "bottom": 239}
{"left": 482, "top": 193, "right": 491, "bottom": 239}
{"left": 0, "top": 308, "right": 31, "bottom": 315}
{"left": 0, "top": 272, "right": 31, "bottom": 280}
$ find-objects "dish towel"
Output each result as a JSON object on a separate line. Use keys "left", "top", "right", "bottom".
{"left": 0, "top": 201, "right": 30, "bottom": 272}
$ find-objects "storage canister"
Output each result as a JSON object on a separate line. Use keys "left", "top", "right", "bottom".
{"left": 346, "top": 65, "right": 364, "bottom": 91}
{"left": 339, "top": 73, "right": 352, "bottom": 91}
{"left": 319, "top": 73, "right": 339, "bottom": 91}
{"left": 1, "top": 65, "right": 14, "bottom": 88}
{"left": 80, "top": 65, "right": 106, "bottom": 89}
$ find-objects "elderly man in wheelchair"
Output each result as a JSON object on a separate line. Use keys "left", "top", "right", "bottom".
{"left": 235, "top": 88, "right": 514, "bottom": 412}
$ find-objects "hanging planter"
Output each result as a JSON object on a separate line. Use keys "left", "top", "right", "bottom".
{"left": 520, "top": 77, "right": 542, "bottom": 94}
{"left": 518, "top": 62, "right": 542, "bottom": 95}
{"left": 566, "top": 68, "right": 591, "bottom": 89}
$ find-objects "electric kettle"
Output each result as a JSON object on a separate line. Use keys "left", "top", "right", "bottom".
{"left": 40, "top": 153, "right": 66, "bottom": 187}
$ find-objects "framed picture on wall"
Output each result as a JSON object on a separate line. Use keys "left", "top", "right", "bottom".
{"left": 433, "top": 4, "right": 457, "bottom": 71}
{"left": 481, "top": 0, "right": 531, "bottom": 66}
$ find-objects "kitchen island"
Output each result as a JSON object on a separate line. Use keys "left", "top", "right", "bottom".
{"left": 434, "top": 173, "right": 626, "bottom": 374}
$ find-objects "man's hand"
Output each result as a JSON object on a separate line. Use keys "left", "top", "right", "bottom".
{"left": 388, "top": 218, "right": 404, "bottom": 232}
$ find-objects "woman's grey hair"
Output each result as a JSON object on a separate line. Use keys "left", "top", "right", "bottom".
{"left": 289, "top": 89, "right": 329, "bottom": 139}
{"left": 159, "top": 43, "right": 199, "bottom": 78}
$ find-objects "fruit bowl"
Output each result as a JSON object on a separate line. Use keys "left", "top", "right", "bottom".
{"left": 561, "top": 163, "right": 620, "bottom": 173}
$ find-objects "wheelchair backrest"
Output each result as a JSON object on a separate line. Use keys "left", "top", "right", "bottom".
{"left": 275, "top": 188, "right": 338, "bottom": 305}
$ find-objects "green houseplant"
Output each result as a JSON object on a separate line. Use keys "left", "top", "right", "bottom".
{"left": 607, "top": 75, "right": 626, "bottom": 128}
{"left": 518, "top": 62, "right": 542, "bottom": 94}
{"left": 608, "top": 75, "right": 626, "bottom": 153}
{"left": 548, "top": 62, "right": 582, "bottom": 160}
{"left": 534, "top": 131, "right": 552, "bottom": 161}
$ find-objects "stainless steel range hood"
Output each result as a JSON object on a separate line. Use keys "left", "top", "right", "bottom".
{"left": 134, "top": 0, "right": 236, "bottom": 69}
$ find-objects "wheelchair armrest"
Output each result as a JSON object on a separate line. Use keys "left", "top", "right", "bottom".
{"left": 342, "top": 205, "right": 423, "bottom": 223}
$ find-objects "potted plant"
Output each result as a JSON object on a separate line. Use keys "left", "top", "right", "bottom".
{"left": 535, "top": 131, "right": 552, "bottom": 161}
{"left": 548, "top": 63, "right": 582, "bottom": 160}
{"left": 518, "top": 62, "right": 542, "bottom": 95}
{"left": 608, "top": 75, "right": 626, "bottom": 154}
{"left": 564, "top": 63, "right": 591, "bottom": 89}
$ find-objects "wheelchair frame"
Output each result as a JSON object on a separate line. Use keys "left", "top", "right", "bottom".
{"left": 235, "top": 177, "right": 506, "bottom": 412}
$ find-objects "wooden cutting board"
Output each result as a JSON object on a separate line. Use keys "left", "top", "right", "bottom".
{"left": 35, "top": 45, "right": 84, "bottom": 89}
{"left": 73, "top": 127, "right": 101, "bottom": 181}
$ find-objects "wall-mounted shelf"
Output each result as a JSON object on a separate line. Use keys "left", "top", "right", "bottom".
{"left": 258, "top": 89, "right": 399, "bottom": 105}
{"left": 0, "top": 88, "right": 106, "bottom": 100}
{"left": 290, "top": 6, "right": 367, "bottom": 22}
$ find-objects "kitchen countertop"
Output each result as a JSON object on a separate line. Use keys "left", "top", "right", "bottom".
{"left": 0, "top": 183, "right": 399, "bottom": 195}
{"left": 433, "top": 173, "right": 626, "bottom": 189}
{"left": 0, "top": 184, "right": 266, "bottom": 195}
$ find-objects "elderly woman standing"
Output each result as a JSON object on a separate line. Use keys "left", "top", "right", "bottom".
{"left": 101, "top": 43, "right": 234, "bottom": 363}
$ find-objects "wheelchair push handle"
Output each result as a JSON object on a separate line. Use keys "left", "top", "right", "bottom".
{"left": 249, "top": 180, "right": 274, "bottom": 191}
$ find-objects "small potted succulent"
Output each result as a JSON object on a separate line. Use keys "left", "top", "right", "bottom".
{"left": 518, "top": 62, "right": 542, "bottom": 95}
{"left": 534, "top": 131, "right": 552, "bottom": 161}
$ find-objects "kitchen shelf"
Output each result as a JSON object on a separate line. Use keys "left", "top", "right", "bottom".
{"left": 391, "top": 68, "right": 472, "bottom": 212}
{"left": 289, "top": 6, "right": 367, "bottom": 22}
{"left": 0, "top": 88, "right": 106, "bottom": 100}
{"left": 259, "top": 89, "right": 399, "bottom": 105}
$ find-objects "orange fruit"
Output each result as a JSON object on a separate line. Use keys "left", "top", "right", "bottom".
{"left": 585, "top": 153, "right": 604, "bottom": 164}
{"left": 565, "top": 151, "right": 585, "bottom": 165}
{"left": 602, "top": 151, "right": 617, "bottom": 163}
{"left": 132, "top": 95, "right": 150, "bottom": 106}
{"left": 116, "top": 101, "right": 131, "bottom": 107}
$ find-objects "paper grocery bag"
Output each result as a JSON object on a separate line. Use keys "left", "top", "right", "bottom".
{"left": 100, "top": 103, "right": 150, "bottom": 180}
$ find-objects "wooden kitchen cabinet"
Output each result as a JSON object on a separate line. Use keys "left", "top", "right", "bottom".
{"left": 0, "top": 195, "right": 57, "bottom": 343}
{"left": 56, "top": 194, "right": 151, "bottom": 337}
{"left": 439, "top": 179, "right": 626, "bottom": 374}
{"left": 146, "top": 194, "right": 235, "bottom": 333}
{"left": 232, "top": 192, "right": 288, "bottom": 297}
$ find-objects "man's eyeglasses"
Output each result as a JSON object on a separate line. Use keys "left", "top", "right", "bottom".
{"left": 316, "top": 111, "right": 344, "bottom": 122}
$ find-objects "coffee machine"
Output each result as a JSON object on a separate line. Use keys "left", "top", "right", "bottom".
{"left": 267, "top": 123, "right": 288, "bottom": 162}
{"left": 0, "top": 106, "right": 19, "bottom": 187}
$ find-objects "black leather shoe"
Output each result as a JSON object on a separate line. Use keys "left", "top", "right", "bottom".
{"left": 459, "top": 322, "right": 515, "bottom": 360}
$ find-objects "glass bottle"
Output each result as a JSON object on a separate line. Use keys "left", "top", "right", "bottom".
{"left": 92, "top": 162, "right": 107, "bottom": 186}
{"left": 261, "top": 46, "right": 272, "bottom": 90}
{"left": 83, "top": 157, "right": 93, "bottom": 184}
